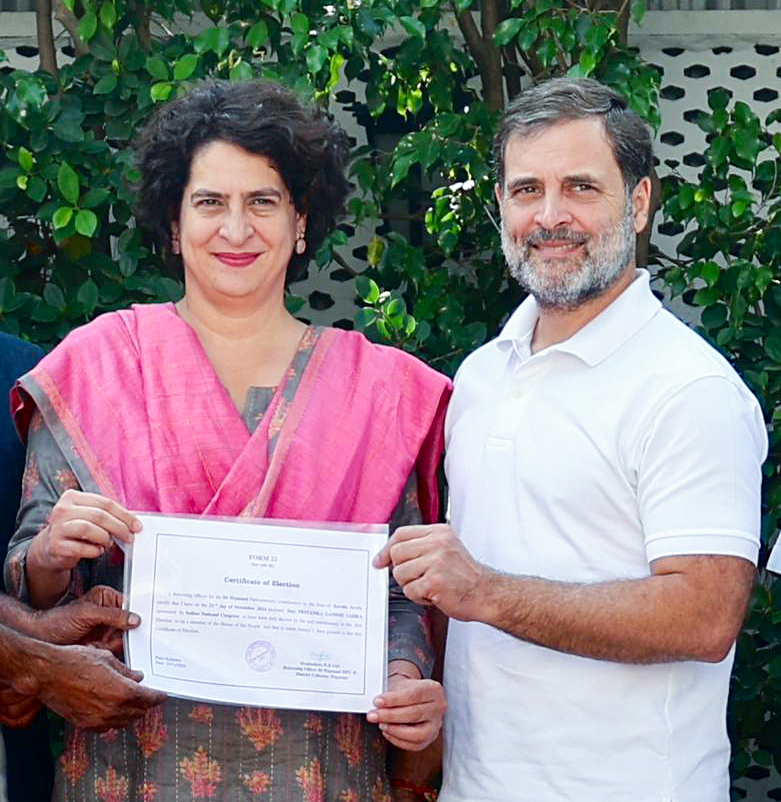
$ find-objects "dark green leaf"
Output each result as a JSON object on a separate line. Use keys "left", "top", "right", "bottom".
{"left": 0, "top": 167, "right": 20, "bottom": 189}
{"left": 766, "top": 331, "right": 781, "bottom": 364}
{"left": 708, "top": 87, "right": 731, "bottom": 111}
{"left": 80, "top": 188, "right": 109, "bottom": 208}
{"left": 306, "top": 45, "right": 327, "bottom": 73}
{"left": 354, "top": 307, "right": 378, "bottom": 330}
{"left": 173, "top": 53, "right": 199, "bottom": 80}
{"left": 246, "top": 20, "right": 269, "bottom": 48}
{"left": 734, "top": 129, "right": 760, "bottom": 163}
{"left": 494, "top": 18, "right": 523, "bottom": 46}
{"left": 94, "top": 74, "right": 117, "bottom": 94}
{"left": 57, "top": 162, "right": 79, "bottom": 204}
{"left": 100, "top": 1, "right": 117, "bottom": 29}
{"left": 77, "top": 279, "right": 99, "bottom": 311}
{"left": 146, "top": 55, "right": 169, "bottom": 80}
{"left": 399, "top": 16, "right": 426, "bottom": 39}
{"left": 356, "top": 6, "right": 379, "bottom": 37}
{"left": 291, "top": 13, "right": 309, "bottom": 35}
{"left": 31, "top": 303, "right": 60, "bottom": 323}
{"left": 43, "top": 283, "right": 66, "bottom": 311}
{"left": 26, "top": 175, "right": 47, "bottom": 203}
{"left": 700, "top": 261, "right": 720, "bottom": 286}
{"left": 90, "top": 36, "right": 116, "bottom": 61}
{"left": 155, "top": 276, "right": 183, "bottom": 302}
{"left": 356, "top": 275, "right": 380, "bottom": 303}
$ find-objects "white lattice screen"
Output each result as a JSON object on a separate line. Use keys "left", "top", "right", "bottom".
{"left": 642, "top": 39, "right": 781, "bottom": 259}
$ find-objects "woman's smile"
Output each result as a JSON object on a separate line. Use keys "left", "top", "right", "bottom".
{"left": 213, "top": 251, "right": 262, "bottom": 267}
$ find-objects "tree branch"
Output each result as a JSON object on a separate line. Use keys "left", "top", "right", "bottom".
{"left": 129, "top": 2, "right": 152, "bottom": 52}
{"left": 36, "top": 0, "right": 58, "bottom": 78}
{"left": 479, "top": 0, "right": 506, "bottom": 111}
{"left": 454, "top": 1, "right": 505, "bottom": 112}
{"left": 52, "top": 0, "right": 88, "bottom": 57}
{"left": 454, "top": 6, "right": 489, "bottom": 76}
{"left": 501, "top": 43, "right": 522, "bottom": 101}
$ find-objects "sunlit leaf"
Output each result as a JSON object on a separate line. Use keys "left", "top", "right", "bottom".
{"left": 78, "top": 12, "right": 98, "bottom": 41}
{"left": 75, "top": 209, "right": 98, "bottom": 237}
{"left": 52, "top": 206, "right": 74, "bottom": 229}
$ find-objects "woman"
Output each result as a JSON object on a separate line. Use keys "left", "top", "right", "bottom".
{"left": 5, "top": 79, "right": 450, "bottom": 801}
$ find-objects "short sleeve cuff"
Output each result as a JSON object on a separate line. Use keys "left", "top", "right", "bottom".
{"left": 645, "top": 528, "right": 759, "bottom": 565}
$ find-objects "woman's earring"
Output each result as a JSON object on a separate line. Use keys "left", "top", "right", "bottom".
{"left": 172, "top": 238, "right": 180, "bottom": 255}
{"left": 295, "top": 233, "right": 306, "bottom": 255}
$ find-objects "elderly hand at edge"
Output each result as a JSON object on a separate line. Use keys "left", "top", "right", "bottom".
{"left": 366, "top": 659, "right": 446, "bottom": 752}
{"left": 0, "top": 685, "right": 43, "bottom": 728}
{"left": 27, "top": 585, "right": 138, "bottom": 656}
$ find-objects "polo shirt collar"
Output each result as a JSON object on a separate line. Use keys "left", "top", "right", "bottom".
{"left": 496, "top": 269, "right": 661, "bottom": 367}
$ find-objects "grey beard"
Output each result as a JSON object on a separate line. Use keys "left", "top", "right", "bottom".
{"left": 501, "top": 201, "right": 636, "bottom": 311}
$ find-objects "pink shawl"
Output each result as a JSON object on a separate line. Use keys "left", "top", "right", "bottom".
{"left": 12, "top": 304, "right": 451, "bottom": 524}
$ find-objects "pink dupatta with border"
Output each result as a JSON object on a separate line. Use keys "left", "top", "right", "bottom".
{"left": 12, "top": 304, "right": 451, "bottom": 526}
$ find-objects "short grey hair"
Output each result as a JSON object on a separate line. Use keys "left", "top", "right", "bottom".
{"left": 494, "top": 77, "right": 653, "bottom": 191}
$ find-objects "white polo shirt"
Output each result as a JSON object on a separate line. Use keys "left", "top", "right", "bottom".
{"left": 440, "top": 270, "right": 767, "bottom": 802}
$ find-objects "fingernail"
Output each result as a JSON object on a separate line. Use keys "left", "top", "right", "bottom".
{"left": 366, "top": 711, "right": 378, "bottom": 723}
{"left": 128, "top": 613, "right": 140, "bottom": 627}
{"left": 132, "top": 520, "right": 142, "bottom": 533}
{"left": 373, "top": 696, "right": 384, "bottom": 707}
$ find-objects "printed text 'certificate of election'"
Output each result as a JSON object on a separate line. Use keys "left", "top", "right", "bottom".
{"left": 123, "top": 514, "right": 388, "bottom": 713}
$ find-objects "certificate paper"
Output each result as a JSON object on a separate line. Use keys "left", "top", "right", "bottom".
{"left": 124, "top": 514, "right": 388, "bottom": 713}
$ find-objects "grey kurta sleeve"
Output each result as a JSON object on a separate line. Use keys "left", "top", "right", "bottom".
{"left": 4, "top": 412, "right": 95, "bottom": 604}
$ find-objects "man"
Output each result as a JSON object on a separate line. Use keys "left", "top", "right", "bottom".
{"left": 376, "top": 78, "right": 766, "bottom": 801}
{"left": 0, "top": 587, "right": 165, "bottom": 731}
{"left": 0, "top": 331, "right": 163, "bottom": 800}
{"left": 0, "top": 331, "right": 52, "bottom": 802}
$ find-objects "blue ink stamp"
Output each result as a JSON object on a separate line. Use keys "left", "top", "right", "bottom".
{"left": 246, "top": 640, "right": 275, "bottom": 672}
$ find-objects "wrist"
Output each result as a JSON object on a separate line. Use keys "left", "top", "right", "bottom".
{"left": 26, "top": 537, "right": 71, "bottom": 609}
{"left": 0, "top": 595, "right": 38, "bottom": 638}
{"left": 469, "top": 565, "right": 504, "bottom": 626}
{"left": 0, "top": 627, "right": 53, "bottom": 696}
{"left": 387, "top": 659, "right": 422, "bottom": 681}
{"left": 389, "top": 778, "right": 438, "bottom": 801}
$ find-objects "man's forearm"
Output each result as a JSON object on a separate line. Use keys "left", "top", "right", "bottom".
{"left": 0, "top": 623, "right": 53, "bottom": 694}
{"left": 0, "top": 594, "right": 40, "bottom": 638}
{"left": 473, "top": 555, "right": 754, "bottom": 664}
{"left": 380, "top": 525, "right": 755, "bottom": 666}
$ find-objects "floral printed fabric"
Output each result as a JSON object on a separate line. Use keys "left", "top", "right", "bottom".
{"left": 6, "top": 333, "right": 434, "bottom": 802}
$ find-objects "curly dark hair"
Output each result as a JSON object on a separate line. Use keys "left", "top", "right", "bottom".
{"left": 132, "top": 78, "right": 351, "bottom": 281}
